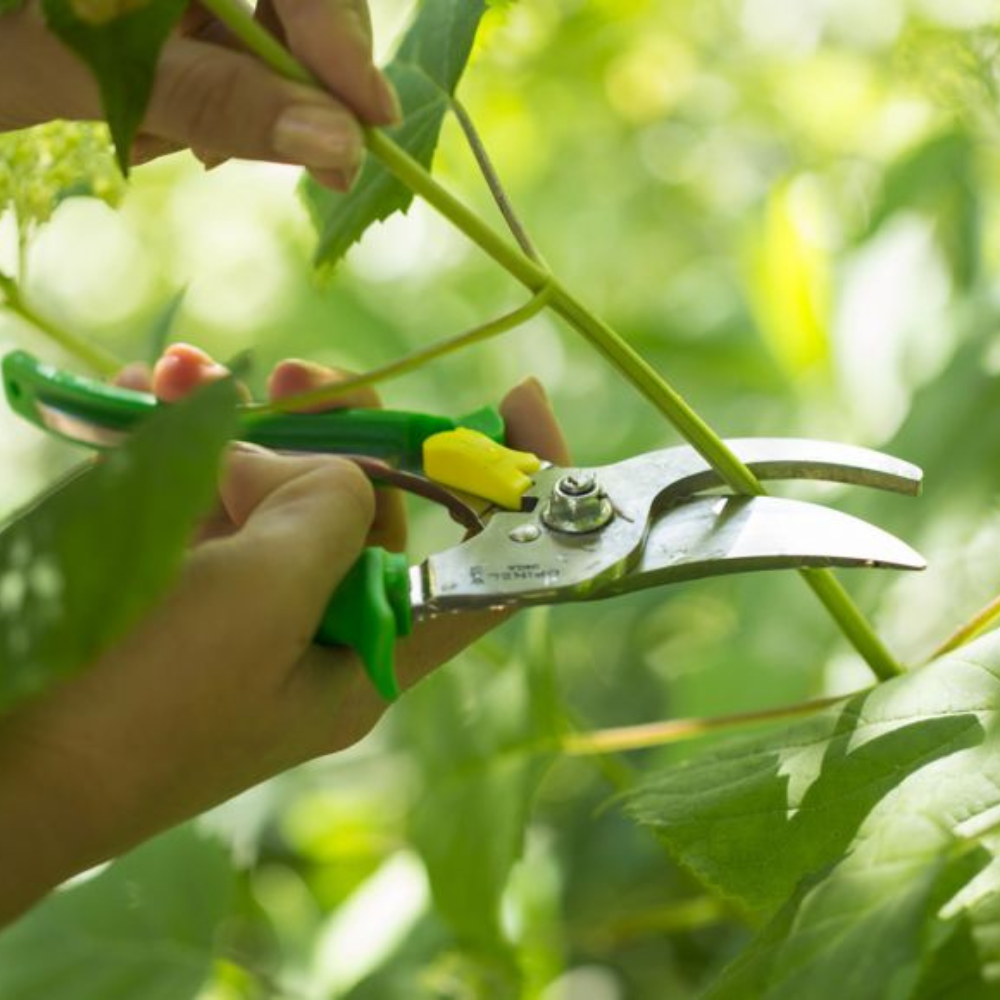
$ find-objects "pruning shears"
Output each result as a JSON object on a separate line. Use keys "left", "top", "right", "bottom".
{"left": 3, "top": 350, "right": 926, "bottom": 700}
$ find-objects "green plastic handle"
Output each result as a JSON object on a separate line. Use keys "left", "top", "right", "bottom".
{"left": 2, "top": 350, "right": 505, "bottom": 471}
{"left": 315, "top": 547, "right": 413, "bottom": 700}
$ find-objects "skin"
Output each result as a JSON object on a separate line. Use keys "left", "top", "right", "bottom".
{"left": 0, "top": 0, "right": 399, "bottom": 189}
{"left": 0, "top": 6, "right": 570, "bottom": 922}
{"left": 0, "top": 346, "right": 568, "bottom": 925}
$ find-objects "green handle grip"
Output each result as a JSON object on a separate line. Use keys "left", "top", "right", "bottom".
{"left": 316, "top": 547, "right": 413, "bottom": 700}
{"left": 2, "top": 350, "right": 505, "bottom": 471}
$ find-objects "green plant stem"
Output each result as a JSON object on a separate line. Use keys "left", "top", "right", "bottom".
{"left": 201, "top": 0, "right": 904, "bottom": 682}
{"left": 252, "top": 285, "right": 553, "bottom": 416}
{"left": 923, "top": 591, "right": 1000, "bottom": 664}
{"left": 0, "top": 272, "right": 121, "bottom": 376}
{"left": 563, "top": 692, "right": 856, "bottom": 755}
{"left": 365, "top": 131, "right": 766, "bottom": 495}
{"left": 367, "top": 136, "right": 902, "bottom": 681}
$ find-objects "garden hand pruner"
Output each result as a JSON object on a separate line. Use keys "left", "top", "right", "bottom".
{"left": 2, "top": 351, "right": 926, "bottom": 701}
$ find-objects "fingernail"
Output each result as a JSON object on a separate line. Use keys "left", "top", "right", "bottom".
{"left": 373, "top": 71, "right": 402, "bottom": 125}
{"left": 520, "top": 376, "right": 549, "bottom": 402}
{"left": 230, "top": 441, "right": 272, "bottom": 455}
{"left": 329, "top": 162, "right": 361, "bottom": 192}
{"left": 114, "top": 362, "right": 152, "bottom": 391}
{"left": 272, "top": 105, "right": 363, "bottom": 170}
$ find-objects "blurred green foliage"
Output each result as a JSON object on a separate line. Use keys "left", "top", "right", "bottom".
{"left": 6, "top": 0, "right": 1000, "bottom": 996}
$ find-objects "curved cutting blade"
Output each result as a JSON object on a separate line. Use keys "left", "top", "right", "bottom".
{"left": 598, "top": 494, "right": 926, "bottom": 598}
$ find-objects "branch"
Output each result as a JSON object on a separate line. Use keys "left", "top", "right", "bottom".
{"left": 251, "top": 285, "right": 553, "bottom": 416}
{"left": 562, "top": 693, "right": 856, "bottom": 755}
{"left": 0, "top": 272, "right": 121, "bottom": 376}
{"left": 198, "top": 0, "right": 905, "bottom": 683}
{"left": 923, "top": 591, "right": 1000, "bottom": 665}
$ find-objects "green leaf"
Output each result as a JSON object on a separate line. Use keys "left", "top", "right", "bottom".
{"left": 398, "top": 609, "right": 561, "bottom": 958}
{"left": 0, "top": 824, "right": 236, "bottom": 998}
{"left": 707, "top": 845, "right": 989, "bottom": 1000}
{"left": 40, "top": 0, "right": 188, "bottom": 173}
{"left": 0, "top": 378, "right": 238, "bottom": 711}
{"left": 302, "top": 0, "right": 489, "bottom": 269}
{"left": 628, "top": 631, "right": 1000, "bottom": 996}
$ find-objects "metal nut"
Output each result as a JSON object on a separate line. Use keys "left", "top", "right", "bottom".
{"left": 541, "top": 472, "right": 614, "bottom": 534}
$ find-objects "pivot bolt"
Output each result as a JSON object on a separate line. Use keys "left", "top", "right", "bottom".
{"left": 541, "top": 472, "right": 614, "bottom": 534}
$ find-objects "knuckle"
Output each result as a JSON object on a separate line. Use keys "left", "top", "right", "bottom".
{"left": 157, "top": 53, "right": 257, "bottom": 146}
{"left": 273, "top": 0, "right": 319, "bottom": 31}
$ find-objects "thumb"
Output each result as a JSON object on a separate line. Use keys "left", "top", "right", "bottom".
{"left": 217, "top": 448, "right": 375, "bottom": 625}
{"left": 144, "top": 38, "right": 364, "bottom": 180}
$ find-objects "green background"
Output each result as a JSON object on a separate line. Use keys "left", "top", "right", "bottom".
{"left": 3, "top": 0, "right": 1000, "bottom": 995}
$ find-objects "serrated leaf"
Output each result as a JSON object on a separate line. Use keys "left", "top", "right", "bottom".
{"left": 303, "top": 0, "right": 489, "bottom": 269}
{"left": 40, "top": 0, "right": 187, "bottom": 172}
{"left": 706, "top": 848, "right": 987, "bottom": 1000}
{"left": 0, "top": 825, "right": 236, "bottom": 998}
{"left": 0, "top": 378, "right": 238, "bottom": 711}
{"left": 629, "top": 631, "right": 1000, "bottom": 996}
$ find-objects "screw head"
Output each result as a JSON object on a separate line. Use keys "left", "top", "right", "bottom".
{"left": 509, "top": 523, "right": 541, "bottom": 544}
{"left": 558, "top": 473, "right": 597, "bottom": 497}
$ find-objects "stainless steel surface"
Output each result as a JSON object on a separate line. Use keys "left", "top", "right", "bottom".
{"left": 540, "top": 472, "right": 615, "bottom": 534}
{"left": 414, "top": 438, "right": 925, "bottom": 614}
{"left": 599, "top": 495, "right": 925, "bottom": 596}
{"left": 509, "top": 523, "right": 542, "bottom": 543}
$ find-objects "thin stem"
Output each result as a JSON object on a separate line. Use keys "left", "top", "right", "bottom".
{"left": 563, "top": 692, "right": 855, "bottom": 755}
{"left": 201, "top": 0, "right": 905, "bottom": 682}
{"left": 923, "top": 591, "right": 1000, "bottom": 665}
{"left": 251, "top": 285, "right": 553, "bottom": 416}
{"left": 451, "top": 98, "right": 543, "bottom": 263}
{"left": 801, "top": 570, "right": 900, "bottom": 682}
{"left": 588, "top": 896, "right": 728, "bottom": 944}
{"left": 0, "top": 272, "right": 121, "bottom": 376}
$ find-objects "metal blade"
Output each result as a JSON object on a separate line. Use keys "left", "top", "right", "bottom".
{"left": 410, "top": 495, "right": 925, "bottom": 617}
{"left": 598, "top": 495, "right": 925, "bottom": 598}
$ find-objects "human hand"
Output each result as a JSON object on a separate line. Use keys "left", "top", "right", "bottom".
{"left": 0, "top": 345, "right": 568, "bottom": 923}
{"left": 0, "top": 0, "right": 398, "bottom": 189}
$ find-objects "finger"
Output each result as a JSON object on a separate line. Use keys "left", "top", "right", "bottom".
{"left": 500, "top": 377, "right": 571, "bottom": 465}
{"left": 130, "top": 134, "right": 185, "bottom": 166}
{"left": 268, "top": 359, "right": 407, "bottom": 552}
{"left": 217, "top": 449, "right": 375, "bottom": 621}
{"left": 151, "top": 344, "right": 251, "bottom": 402}
{"left": 267, "top": 358, "right": 380, "bottom": 411}
{"left": 144, "top": 38, "right": 364, "bottom": 179}
{"left": 269, "top": 0, "right": 400, "bottom": 126}
{"left": 112, "top": 362, "right": 153, "bottom": 392}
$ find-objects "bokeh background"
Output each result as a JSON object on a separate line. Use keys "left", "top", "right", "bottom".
{"left": 4, "top": 0, "right": 1000, "bottom": 995}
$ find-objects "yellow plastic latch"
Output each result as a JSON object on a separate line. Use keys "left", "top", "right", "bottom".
{"left": 423, "top": 428, "right": 541, "bottom": 509}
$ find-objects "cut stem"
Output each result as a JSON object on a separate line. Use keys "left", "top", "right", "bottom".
{"left": 200, "top": 0, "right": 905, "bottom": 682}
{"left": 0, "top": 272, "right": 121, "bottom": 376}
{"left": 563, "top": 692, "right": 855, "bottom": 755}
{"left": 253, "top": 285, "right": 553, "bottom": 415}
{"left": 923, "top": 590, "right": 1000, "bottom": 664}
